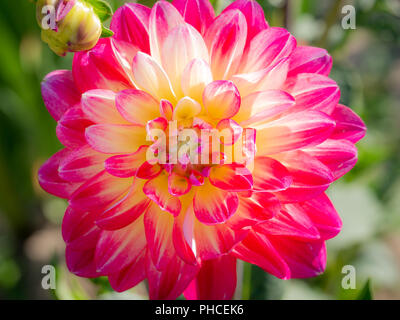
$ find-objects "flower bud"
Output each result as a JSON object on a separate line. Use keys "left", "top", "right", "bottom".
{"left": 36, "top": 0, "right": 102, "bottom": 56}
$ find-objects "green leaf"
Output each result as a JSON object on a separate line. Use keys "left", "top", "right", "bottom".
{"left": 101, "top": 25, "right": 114, "bottom": 38}
{"left": 85, "top": 0, "right": 113, "bottom": 22}
{"left": 356, "top": 279, "right": 373, "bottom": 300}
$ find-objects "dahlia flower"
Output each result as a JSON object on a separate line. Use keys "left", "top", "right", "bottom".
{"left": 38, "top": 0, "right": 366, "bottom": 299}
{"left": 36, "top": 0, "right": 103, "bottom": 56}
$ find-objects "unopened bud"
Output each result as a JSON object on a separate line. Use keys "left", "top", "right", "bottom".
{"left": 36, "top": 0, "right": 102, "bottom": 56}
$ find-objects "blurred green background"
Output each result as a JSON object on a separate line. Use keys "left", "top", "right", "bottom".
{"left": 0, "top": 0, "right": 399, "bottom": 300}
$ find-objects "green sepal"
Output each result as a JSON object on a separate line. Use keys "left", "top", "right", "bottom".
{"left": 101, "top": 25, "right": 114, "bottom": 38}
{"left": 84, "top": 0, "right": 113, "bottom": 22}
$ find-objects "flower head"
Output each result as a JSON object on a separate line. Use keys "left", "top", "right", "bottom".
{"left": 36, "top": 0, "right": 102, "bottom": 56}
{"left": 38, "top": 0, "right": 366, "bottom": 299}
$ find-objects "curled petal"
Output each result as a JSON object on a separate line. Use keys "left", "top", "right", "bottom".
{"left": 330, "top": 104, "right": 366, "bottom": 143}
{"left": 149, "top": 1, "right": 185, "bottom": 64}
{"left": 284, "top": 73, "right": 340, "bottom": 114}
{"left": 41, "top": 70, "right": 81, "bottom": 121}
{"left": 181, "top": 59, "right": 213, "bottom": 102}
{"left": 69, "top": 170, "right": 132, "bottom": 212}
{"left": 85, "top": 124, "right": 147, "bottom": 154}
{"left": 239, "top": 27, "right": 296, "bottom": 74}
{"left": 205, "top": 10, "right": 247, "bottom": 79}
{"left": 72, "top": 38, "right": 132, "bottom": 92}
{"left": 82, "top": 90, "right": 129, "bottom": 124}
{"left": 59, "top": 145, "right": 107, "bottom": 182}
{"left": 147, "top": 252, "right": 199, "bottom": 300}
{"left": 288, "top": 46, "right": 332, "bottom": 77}
{"left": 293, "top": 193, "right": 342, "bottom": 240}
{"left": 108, "top": 249, "right": 147, "bottom": 292}
{"left": 132, "top": 52, "right": 176, "bottom": 102}
{"left": 96, "top": 178, "right": 151, "bottom": 230}
{"left": 172, "top": 0, "right": 215, "bottom": 35}
{"left": 252, "top": 156, "right": 292, "bottom": 192}
{"left": 105, "top": 146, "right": 161, "bottom": 179}
{"left": 203, "top": 80, "right": 240, "bottom": 120}
{"left": 116, "top": 89, "right": 160, "bottom": 125}
{"left": 304, "top": 139, "right": 358, "bottom": 180}
{"left": 144, "top": 203, "right": 176, "bottom": 270}
{"left": 56, "top": 106, "right": 93, "bottom": 149}
{"left": 66, "top": 245, "right": 101, "bottom": 278}
{"left": 184, "top": 255, "right": 237, "bottom": 300}
{"left": 233, "top": 90, "right": 295, "bottom": 126}
{"left": 209, "top": 164, "right": 253, "bottom": 191}
{"left": 110, "top": 3, "right": 151, "bottom": 53}
{"left": 143, "top": 172, "right": 182, "bottom": 216}
{"left": 193, "top": 180, "right": 239, "bottom": 224}
{"left": 62, "top": 206, "right": 99, "bottom": 251}
{"left": 161, "top": 24, "right": 209, "bottom": 97}
{"left": 222, "top": 0, "right": 268, "bottom": 42}
{"left": 95, "top": 214, "right": 147, "bottom": 274}
{"left": 256, "top": 111, "right": 336, "bottom": 155}
{"left": 168, "top": 172, "right": 191, "bottom": 196}
{"left": 38, "top": 149, "right": 81, "bottom": 199}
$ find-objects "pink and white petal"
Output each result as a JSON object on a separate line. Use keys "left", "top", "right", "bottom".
{"left": 205, "top": 10, "right": 248, "bottom": 79}
{"left": 81, "top": 89, "right": 129, "bottom": 124}
{"left": 232, "top": 230, "right": 291, "bottom": 279}
{"left": 56, "top": 106, "right": 93, "bottom": 149}
{"left": 72, "top": 38, "right": 132, "bottom": 93}
{"left": 233, "top": 90, "right": 295, "bottom": 126}
{"left": 252, "top": 156, "right": 292, "bottom": 192}
{"left": 227, "top": 192, "right": 280, "bottom": 230}
{"left": 69, "top": 170, "right": 132, "bottom": 212}
{"left": 38, "top": 149, "right": 81, "bottom": 199}
{"left": 66, "top": 245, "right": 102, "bottom": 278}
{"left": 272, "top": 150, "right": 333, "bottom": 203}
{"left": 144, "top": 203, "right": 176, "bottom": 271}
{"left": 203, "top": 80, "right": 240, "bottom": 120}
{"left": 149, "top": 1, "right": 185, "bottom": 64}
{"left": 284, "top": 73, "right": 340, "bottom": 114}
{"left": 41, "top": 70, "right": 81, "bottom": 121}
{"left": 267, "top": 236, "right": 327, "bottom": 278}
{"left": 184, "top": 255, "right": 237, "bottom": 300}
{"left": 288, "top": 46, "right": 332, "bottom": 78}
{"left": 116, "top": 89, "right": 160, "bottom": 125}
{"left": 59, "top": 145, "right": 107, "bottom": 182}
{"left": 147, "top": 252, "right": 199, "bottom": 300}
{"left": 105, "top": 146, "right": 161, "bottom": 178}
{"left": 216, "top": 119, "right": 243, "bottom": 145}
{"left": 160, "top": 99, "right": 174, "bottom": 120}
{"left": 161, "top": 24, "right": 209, "bottom": 97}
{"left": 194, "top": 216, "right": 248, "bottom": 260}
{"left": 173, "top": 202, "right": 198, "bottom": 265}
{"left": 193, "top": 180, "right": 239, "bottom": 224}
{"left": 232, "top": 57, "right": 289, "bottom": 96}
{"left": 143, "top": 172, "right": 182, "bottom": 216}
{"left": 209, "top": 164, "right": 253, "bottom": 191}
{"left": 181, "top": 59, "right": 213, "bottom": 102}
{"left": 62, "top": 206, "right": 99, "bottom": 251}
{"left": 85, "top": 123, "right": 147, "bottom": 154}
{"left": 330, "top": 104, "right": 366, "bottom": 143}
{"left": 168, "top": 172, "right": 191, "bottom": 196}
{"left": 255, "top": 207, "right": 320, "bottom": 241}
{"left": 132, "top": 52, "right": 176, "bottom": 102}
{"left": 239, "top": 27, "right": 296, "bottom": 74}
{"left": 95, "top": 214, "right": 147, "bottom": 274}
{"left": 304, "top": 138, "right": 358, "bottom": 180}
{"left": 293, "top": 193, "right": 342, "bottom": 240}
{"left": 96, "top": 178, "right": 151, "bottom": 230}
{"left": 110, "top": 3, "right": 151, "bottom": 53}
{"left": 108, "top": 249, "right": 147, "bottom": 292}
{"left": 172, "top": 0, "right": 215, "bottom": 35}
{"left": 222, "top": 0, "right": 268, "bottom": 42}
{"left": 255, "top": 111, "right": 336, "bottom": 155}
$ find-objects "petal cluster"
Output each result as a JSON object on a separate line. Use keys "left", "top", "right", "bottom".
{"left": 38, "top": 0, "right": 366, "bottom": 300}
